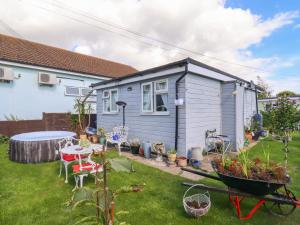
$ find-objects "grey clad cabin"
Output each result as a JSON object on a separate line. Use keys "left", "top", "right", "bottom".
{"left": 92, "top": 58, "right": 258, "bottom": 157}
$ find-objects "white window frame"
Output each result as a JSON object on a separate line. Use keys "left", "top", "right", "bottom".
{"left": 65, "top": 86, "right": 80, "bottom": 96}
{"left": 154, "top": 79, "right": 168, "bottom": 93}
{"left": 102, "top": 88, "right": 118, "bottom": 114}
{"left": 154, "top": 79, "right": 168, "bottom": 113}
{"left": 141, "top": 79, "right": 169, "bottom": 115}
{"left": 141, "top": 82, "right": 153, "bottom": 113}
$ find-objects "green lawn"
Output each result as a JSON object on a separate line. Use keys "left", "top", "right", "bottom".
{"left": 0, "top": 133, "right": 299, "bottom": 225}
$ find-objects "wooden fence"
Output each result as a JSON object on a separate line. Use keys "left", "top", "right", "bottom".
{"left": 0, "top": 113, "right": 72, "bottom": 137}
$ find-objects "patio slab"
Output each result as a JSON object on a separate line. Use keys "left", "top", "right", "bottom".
{"left": 121, "top": 152, "right": 215, "bottom": 181}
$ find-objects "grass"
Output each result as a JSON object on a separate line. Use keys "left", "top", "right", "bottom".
{"left": 0, "top": 133, "right": 299, "bottom": 225}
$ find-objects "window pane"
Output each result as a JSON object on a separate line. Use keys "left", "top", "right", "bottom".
{"left": 103, "top": 98, "right": 110, "bottom": 112}
{"left": 143, "top": 84, "right": 152, "bottom": 111}
{"left": 103, "top": 91, "right": 109, "bottom": 98}
{"left": 81, "top": 88, "right": 91, "bottom": 96}
{"left": 156, "top": 93, "right": 168, "bottom": 111}
{"left": 111, "top": 90, "right": 118, "bottom": 112}
{"left": 156, "top": 81, "right": 167, "bottom": 91}
{"left": 65, "top": 86, "right": 80, "bottom": 96}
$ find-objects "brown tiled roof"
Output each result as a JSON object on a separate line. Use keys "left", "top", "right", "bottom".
{"left": 0, "top": 33, "right": 137, "bottom": 78}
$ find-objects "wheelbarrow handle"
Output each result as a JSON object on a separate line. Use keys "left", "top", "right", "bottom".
{"left": 181, "top": 167, "right": 221, "bottom": 181}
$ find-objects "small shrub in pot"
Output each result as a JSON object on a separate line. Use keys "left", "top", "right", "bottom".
{"left": 167, "top": 149, "right": 177, "bottom": 162}
{"left": 130, "top": 138, "right": 140, "bottom": 154}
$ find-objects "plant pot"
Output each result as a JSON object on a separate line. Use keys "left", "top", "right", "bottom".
{"left": 245, "top": 133, "right": 253, "bottom": 143}
{"left": 177, "top": 157, "right": 187, "bottom": 167}
{"left": 99, "top": 136, "right": 106, "bottom": 145}
{"left": 131, "top": 145, "right": 140, "bottom": 155}
{"left": 80, "top": 134, "right": 87, "bottom": 141}
{"left": 91, "top": 135, "right": 99, "bottom": 144}
{"left": 139, "top": 147, "right": 144, "bottom": 156}
{"left": 168, "top": 154, "right": 176, "bottom": 162}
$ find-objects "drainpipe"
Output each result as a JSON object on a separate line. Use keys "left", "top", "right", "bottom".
{"left": 255, "top": 86, "right": 259, "bottom": 114}
{"left": 175, "top": 60, "right": 189, "bottom": 151}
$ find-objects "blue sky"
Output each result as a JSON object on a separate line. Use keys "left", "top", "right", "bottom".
{"left": 226, "top": 0, "right": 300, "bottom": 93}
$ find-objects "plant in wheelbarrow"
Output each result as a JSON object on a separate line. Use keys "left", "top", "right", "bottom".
{"left": 66, "top": 152, "right": 145, "bottom": 225}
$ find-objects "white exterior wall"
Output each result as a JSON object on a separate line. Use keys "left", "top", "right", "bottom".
{"left": 0, "top": 63, "right": 104, "bottom": 120}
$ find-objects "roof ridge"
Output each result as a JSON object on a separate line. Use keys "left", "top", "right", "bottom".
{"left": 0, "top": 33, "right": 135, "bottom": 69}
{"left": 0, "top": 33, "right": 137, "bottom": 78}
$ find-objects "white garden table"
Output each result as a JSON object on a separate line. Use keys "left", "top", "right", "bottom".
{"left": 60, "top": 144, "right": 103, "bottom": 183}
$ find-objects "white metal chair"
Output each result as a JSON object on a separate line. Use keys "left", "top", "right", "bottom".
{"left": 106, "top": 126, "right": 129, "bottom": 155}
{"left": 56, "top": 137, "right": 88, "bottom": 183}
{"left": 72, "top": 153, "right": 103, "bottom": 189}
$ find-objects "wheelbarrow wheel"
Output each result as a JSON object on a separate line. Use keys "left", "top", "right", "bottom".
{"left": 264, "top": 189, "right": 296, "bottom": 217}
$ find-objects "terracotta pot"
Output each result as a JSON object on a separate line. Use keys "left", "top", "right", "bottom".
{"left": 91, "top": 135, "right": 99, "bottom": 143}
{"left": 245, "top": 133, "right": 252, "bottom": 143}
{"left": 139, "top": 147, "right": 144, "bottom": 156}
{"left": 177, "top": 157, "right": 187, "bottom": 167}
{"left": 80, "top": 134, "right": 87, "bottom": 141}
{"left": 168, "top": 154, "right": 176, "bottom": 162}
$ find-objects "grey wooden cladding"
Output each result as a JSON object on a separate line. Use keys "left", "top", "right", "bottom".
{"left": 97, "top": 75, "right": 181, "bottom": 153}
{"left": 9, "top": 139, "right": 58, "bottom": 163}
{"left": 185, "top": 74, "right": 222, "bottom": 154}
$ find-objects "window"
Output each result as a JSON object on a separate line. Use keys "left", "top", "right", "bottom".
{"left": 142, "top": 82, "right": 153, "bottom": 112}
{"left": 141, "top": 79, "right": 168, "bottom": 113}
{"left": 154, "top": 80, "right": 168, "bottom": 112}
{"left": 81, "top": 88, "right": 91, "bottom": 96}
{"left": 65, "top": 86, "right": 97, "bottom": 97}
{"left": 102, "top": 89, "right": 118, "bottom": 113}
{"left": 65, "top": 86, "right": 80, "bottom": 96}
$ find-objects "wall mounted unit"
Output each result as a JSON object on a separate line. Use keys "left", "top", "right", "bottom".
{"left": 0, "top": 67, "right": 14, "bottom": 81}
{"left": 38, "top": 72, "right": 57, "bottom": 85}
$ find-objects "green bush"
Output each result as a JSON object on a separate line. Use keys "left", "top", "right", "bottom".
{"left": 0, "top": 135, "right": 9, "bottom": 145}
{"left": 261, "top": 111, "right": 272, "bottom": 129}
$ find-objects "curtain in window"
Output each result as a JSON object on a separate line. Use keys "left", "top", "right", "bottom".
{"left": 103, "top": 98, "right": 110, "bottom": 112}
{"left": 111, "top": 90, "right": 118, "bottom": 112}
{"left": 156, "top": 93, "right": 168, "bottom": 111}
{"left": 143, "top": 85, "right": 151, "bottom": 111}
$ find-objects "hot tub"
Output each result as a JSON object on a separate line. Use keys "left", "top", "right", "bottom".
{"left": 9, "top": 131, "right": 76, "bottom": 163}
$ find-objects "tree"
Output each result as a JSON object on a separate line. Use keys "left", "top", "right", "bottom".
{"left": 256, "top": 76, "right": 272, "bottom": 99}
{"left": 276, "top": 90, "right": 297, "bottom": 97}
{"left": 269, "top": 96, "right": 298, "bottom": 166}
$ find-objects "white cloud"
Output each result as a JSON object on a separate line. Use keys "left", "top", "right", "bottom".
{"left": 295, "top": 24, "right": 300, "bottom": 29}
{"left": 268, "top": 76, "right": 300, "bottom": 94}
{"left": 0, "top": 0, "right": 299, "bottom": 93}
{"left": 73, "top": 45, "right": 92, "bottom": 55}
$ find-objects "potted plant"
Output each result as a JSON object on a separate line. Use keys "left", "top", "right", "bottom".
{"left": 98, "top": 127, "right": 106, "bottom": 145}
{"left": 167, "top": 149, "right": 177, "bottom": 162}
{"left": 177, "top": 156, "right": 187, "bottom": 167}
{"left": 74, "top": 98, "right": 92, "bottom": 140}
{"left": 244, "top": 126, "right": 252, "bottom": 143}
{"left": 130, "top": 138, "right": 140, "bottom": 155}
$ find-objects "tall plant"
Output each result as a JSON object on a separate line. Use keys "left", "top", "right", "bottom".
{"left": 269, "top": 95, "right": 298, "bottom": 165}
{"left": 66, "top": 152, "right": 143, "bottom": 225}
{"left": 73, "top": 99, "right": 94, "bottom": 135}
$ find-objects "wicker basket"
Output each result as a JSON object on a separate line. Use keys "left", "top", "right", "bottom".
{"left": 183, "top": 184, "right": 211, "bottom": 218}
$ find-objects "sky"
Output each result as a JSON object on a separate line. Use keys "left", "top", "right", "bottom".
{"left": 0, "top": 0, "right": 299, "bottom": 95}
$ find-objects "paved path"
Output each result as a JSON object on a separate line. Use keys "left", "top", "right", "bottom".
{"left": 122, "top": 152, "right": 214, "bottom": 181}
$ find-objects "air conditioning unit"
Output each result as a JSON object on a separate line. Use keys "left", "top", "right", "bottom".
{"left": 0, "top": 67, "right": 14, "bottom": 81}
{"left": 38, "top": 72, "right": 57, "bottom": 85}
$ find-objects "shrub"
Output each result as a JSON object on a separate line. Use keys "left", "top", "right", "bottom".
{"left": 0, "top": 135, "right": 9, "bottom": 145}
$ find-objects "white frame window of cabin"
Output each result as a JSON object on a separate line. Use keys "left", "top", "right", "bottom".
{"left": 141, "top": 79, "right": 169, "bottom": 114}
{"left": 102, "top": 89, "right": 118, "bottom": 114}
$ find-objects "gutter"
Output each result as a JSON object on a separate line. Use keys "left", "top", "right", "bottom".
{"left": 175, "top": 59, "right": 189, "bottom": 152}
